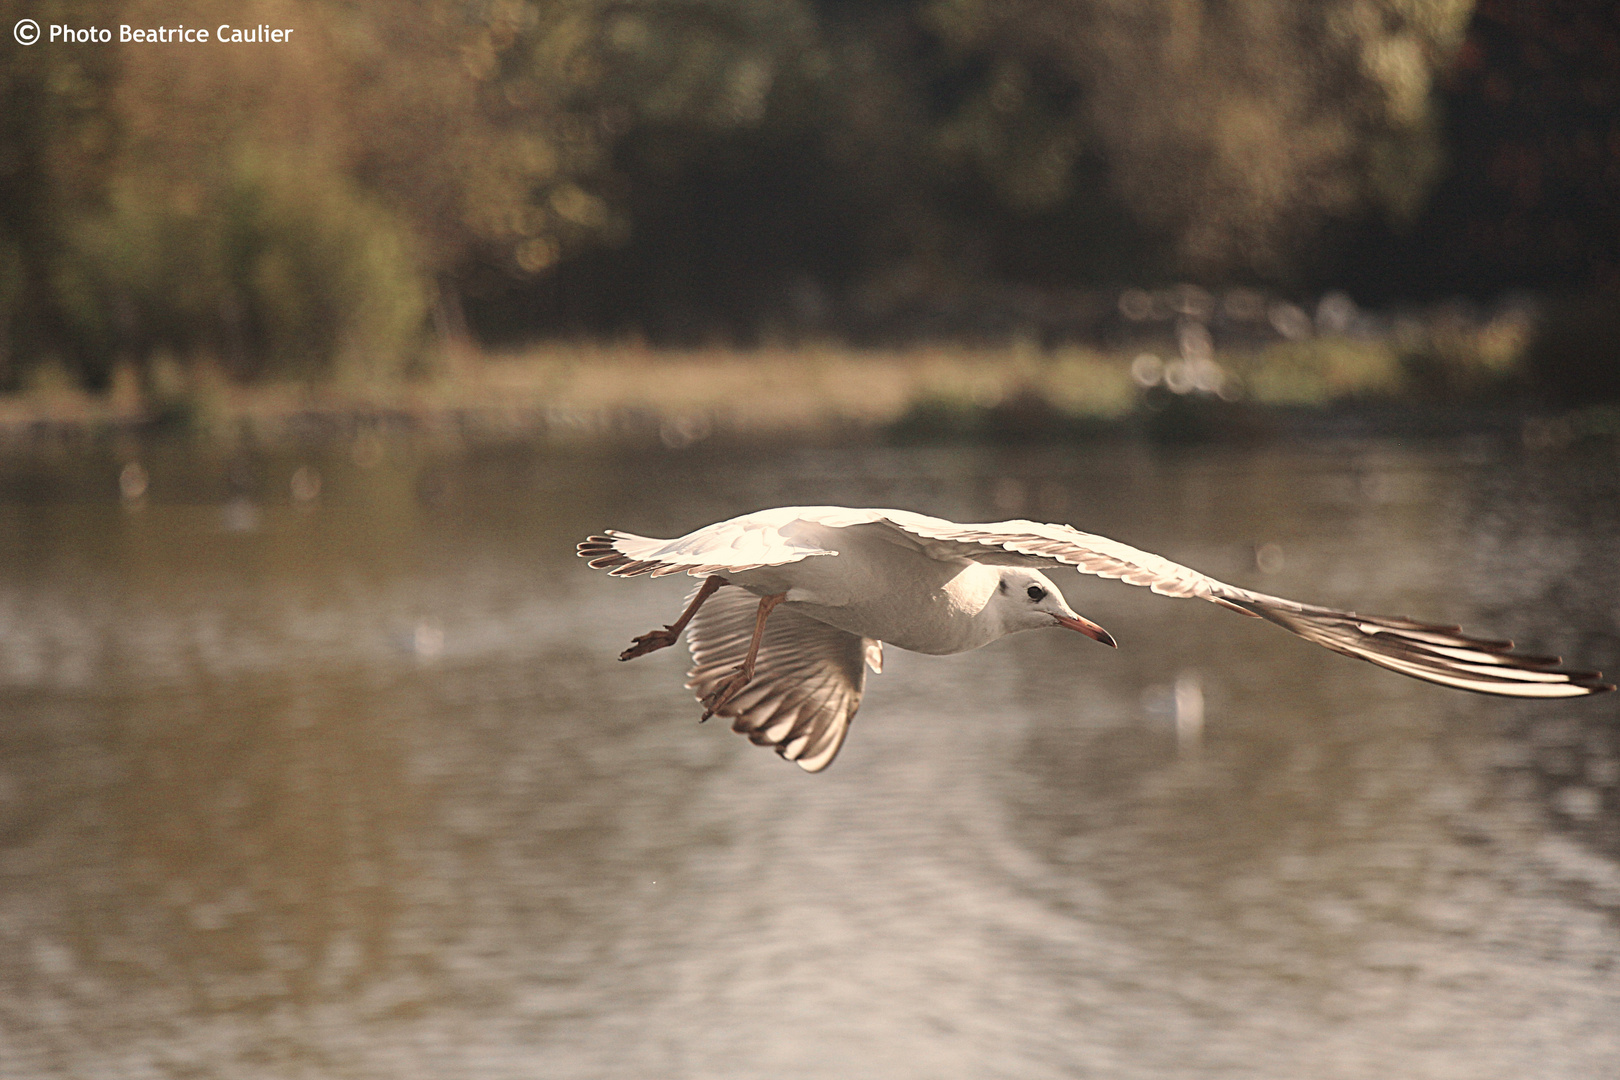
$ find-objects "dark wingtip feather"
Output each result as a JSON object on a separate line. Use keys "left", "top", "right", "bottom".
{"left": 1240, "top": 597, "right": 1615, "bottom": 699}
{"left": 579, "top": 535, "right": 675, "bottom": 575}
{"left": 577, "top": 535, "right": 619, "bottom": 559}
{"left": 1566, "top": 671, "right": 1612, "bottom": 689}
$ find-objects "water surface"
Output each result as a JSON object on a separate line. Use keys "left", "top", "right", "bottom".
{"left": 1, "top": 435, "right": 1618, "bottom": 1078}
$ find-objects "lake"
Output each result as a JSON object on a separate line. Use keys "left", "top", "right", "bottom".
{"left": 1, "top": 432, "right": 1617, "bottom": 1078}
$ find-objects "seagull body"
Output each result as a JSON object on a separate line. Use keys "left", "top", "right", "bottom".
{"left": 579, "top": 506, "right": 1611, "bottom": 772}
{"left": 671, "top": 514, "right": 1053, "bottom": 654}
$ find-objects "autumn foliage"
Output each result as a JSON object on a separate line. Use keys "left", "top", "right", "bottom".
{"left": 0, "top": 0, "right": 1615, "bottom": 389}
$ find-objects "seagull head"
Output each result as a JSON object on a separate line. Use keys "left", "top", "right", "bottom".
{"left": 992, "top": 568, "right": 1117, "bottom": 647}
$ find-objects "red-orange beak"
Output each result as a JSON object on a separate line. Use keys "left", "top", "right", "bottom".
{"left": 1054, "top": 613, "right": 1117, "bottom": 648}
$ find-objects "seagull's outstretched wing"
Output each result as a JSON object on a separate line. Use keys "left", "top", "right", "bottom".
{"left": 577, "top": 507, "right": 860, "bottom": 578}
{"left": 578, "top": 507, "right": 1611, "bottom": 699}
{"left": 685, "top": 584, "right": 882, "bottom": 772}
{"left": 861, "top": 510, "right": 1614, "bottom": 699}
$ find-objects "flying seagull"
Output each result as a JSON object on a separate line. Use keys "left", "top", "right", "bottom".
{"left": 579, "top": 506, "right": 1611, "bottom": 772}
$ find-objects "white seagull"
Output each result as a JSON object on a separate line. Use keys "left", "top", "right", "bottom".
{"left": 579, "top": 506, "right": 1611, "bottom": 772}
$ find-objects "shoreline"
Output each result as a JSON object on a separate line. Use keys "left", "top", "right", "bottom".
{"left": 0, "top": 343, "right": 1605, "bottom": 452}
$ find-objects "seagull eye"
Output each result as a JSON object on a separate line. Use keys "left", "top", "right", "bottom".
{"left": 1026, "top": 585, "right": 1046, "bottom": 602}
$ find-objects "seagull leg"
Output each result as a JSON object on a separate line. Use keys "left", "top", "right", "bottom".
{"left": 619, "top": 575, "right": 727, "bottom": 661}
{"left": 701, "top": 592, "right": 787, "bottom": 721}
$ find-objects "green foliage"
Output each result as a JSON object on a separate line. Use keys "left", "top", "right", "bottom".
{"left": 0, "top": 0, "right": 638, "bottom": 385}
{"left": 1233, "top": 313, "right": 1528, "bottom": 406}
{"left": 0, "top": 0, "right": 122, "bottom": 387}
{"left": 593, "top": 0, "right": 821, "bottom": 129}
{"left": 347, "top": 0, "right": 626, "bottom": 275}
{"left": 1241, "top": 339, "right": 1406, "bottom": 405}
{"left": 917, "top": 0, "right": 1474, "bottom": 275}
{"left": 13, "top": 0, "right": 1593, "bottom": 399}
{"left": 52, "top": 150, "right": 427, "bottom": 383}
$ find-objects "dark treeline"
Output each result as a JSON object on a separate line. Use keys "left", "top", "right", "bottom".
{"left": 1, "top": 0, "right": 1616, "bottom": 388}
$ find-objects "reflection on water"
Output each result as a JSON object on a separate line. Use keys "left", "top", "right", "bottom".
{"left": 0, "top": 435, "right": 1617, "bottom": 1078}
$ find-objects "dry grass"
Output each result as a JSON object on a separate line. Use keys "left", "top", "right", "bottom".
{"left": 0, "top": 331, "right": 1530, "bottom": 444}
{"left": 460, "top": 341, "right": 1135, "bottom": 429}
{"left": 0, "top": 343, "right": 1136, "bottom": 441}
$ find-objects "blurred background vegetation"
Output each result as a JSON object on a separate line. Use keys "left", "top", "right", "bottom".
{"left": 1, "top": 0, "right": 1617, "bottom": 422}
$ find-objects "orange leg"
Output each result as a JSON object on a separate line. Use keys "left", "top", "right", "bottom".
{"left": 619, "top": 575, "right": 726, "bottom": 661}
{"left": 701, "top": 592, "right": 787, "bottom": 720}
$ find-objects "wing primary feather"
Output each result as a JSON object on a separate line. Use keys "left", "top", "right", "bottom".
{"left": 1234, "top": 597, "right": 1613, "bottom": 697}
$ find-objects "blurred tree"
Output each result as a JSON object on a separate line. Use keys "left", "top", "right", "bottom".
{"left": 919, "top": 0, "right": 1474, "bottom": 277}
{"left": 474, "top": 0, "right": 940, "bottom": 341}
{"left": 0, "top": 0, "right": 123, "bottom": 387}
{"left": 16, "top": 0, "right": 1620, "bottom": 381}
{"left": 485, "top": 0, "right": 1483, "bottom": 339}
{"left": 58, "top": 0, "right": 430, "bottom": 383}
{"left": 345, "top": 0, "right": 625, "bottom": 280}
{"left": 1410, "top": 0, "right": 1620, "bottom": 290}
{"left": 4, "top": 0, "right": 629, "bottom": 382}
